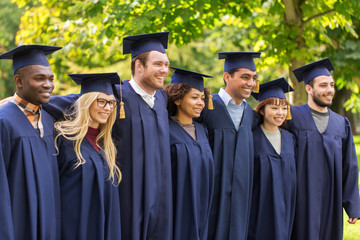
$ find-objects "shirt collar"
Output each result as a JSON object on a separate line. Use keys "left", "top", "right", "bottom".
{"left": 218, "top": 87, "right": 247, "bottom": 106}
{"left": 13, "top": 93, "right": 41, "bottom": 114}
{"left": 129, "top": 78, "right": 156, "bottom": 98}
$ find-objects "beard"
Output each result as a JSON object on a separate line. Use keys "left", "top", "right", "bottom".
{"left": 312, "top": 92, "right": 334, "bottom": 108}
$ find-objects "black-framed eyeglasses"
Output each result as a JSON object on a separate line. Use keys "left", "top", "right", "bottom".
{"left": 96, "top": 98, "right": 117, "bottom": 109}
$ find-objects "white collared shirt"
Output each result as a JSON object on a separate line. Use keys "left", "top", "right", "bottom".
{"left": 218, "top": 88, "right": 246, "bottom": 130}
{"left": 129, "top": 78, "right": 156, "bottom": 108}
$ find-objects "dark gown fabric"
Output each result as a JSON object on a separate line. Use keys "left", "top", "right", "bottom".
{"left": 288, "top": 104, "right": 360, "bottom": 240}
{"left": 169, "top": 118, "right": 214, "bottom": 240}
{"left": 248, "top": 126, "right": 296, "bottom": 240}
{"left": 0, "top": 102, "right": 60, "bottom": 240}
{"left": 198, "top": 94, "right": 256, "bottom": 240}
{"left": 112, "top": 81, "right": 172, "bottom": 240}
{"left": 57, "top": 135, "right": 121, "bottom": 240}
{"left": 44, "top": 81, "right": 173, "bottom": 239}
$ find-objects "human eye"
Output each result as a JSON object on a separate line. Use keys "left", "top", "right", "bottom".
{"left": 109, "top": 100, "right": 117, "bottom": 108}
{"left": 97, "top": 99, "right": 106, "bottom": 106}
{"left": 241, "top": 75, "right": 251, "bottom": 81}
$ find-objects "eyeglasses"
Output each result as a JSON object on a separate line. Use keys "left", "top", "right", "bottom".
{"left": 96, "top": 98, "right": 117, "bottom": 109}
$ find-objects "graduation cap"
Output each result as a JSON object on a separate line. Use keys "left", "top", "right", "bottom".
{"left": 252, "top": 77, "right": 294, "bottom": 119}
{"left": 170, "top": 67, "right": 212, "bottom": 92}
{"left": 69, "top": 72, "right": 121, "bottom": 95}
{"left": 0, "top": 44, "right": 62, "bottom": 74}
{"left": 218, "top": 52, "right": 261, "bottom": 72}
{"left": 123, "top": 32, "right": 169, "bottom": 58}
{"left": 170, "top": 67, "right": 214, "bottom": 110}
{"left": 252, "top": 77, "right": 294, "bottom": 102}
{"left": 69, "top": 72, "right": 126, "bottom": 119}
{"left": 292, "top": 58, "right": 334, "bottom": 85}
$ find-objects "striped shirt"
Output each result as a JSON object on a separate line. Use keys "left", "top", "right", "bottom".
{"left": 12, "top": 94, "right": 44, "bottom": 138}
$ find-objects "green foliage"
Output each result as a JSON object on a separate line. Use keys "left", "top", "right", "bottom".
{"left": 1, "top": 0, "right": 359, "bottom": 109}
{"left": 0, "top": 0, "right": 23, "bottom": 98}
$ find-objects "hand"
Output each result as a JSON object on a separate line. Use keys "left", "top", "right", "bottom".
{"left": 348, "top": 218, "right": 358, "bottom": 224}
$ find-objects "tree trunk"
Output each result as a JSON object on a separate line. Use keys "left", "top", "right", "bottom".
{"left": 282, "top": 0, "right": 308, "bottom": 106}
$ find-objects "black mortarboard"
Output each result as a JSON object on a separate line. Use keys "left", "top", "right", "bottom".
{"left": 69, "top": 73, "right": 121, "bottom": 95}
{"left": 123, "top": 32, "right": 169, "bottom": 59}
{"left": 170, "top": 67, "right": 212, "bottom": 91}
{"left": 0, "top": 44, "right": 62, "bottom": 74}
{"left": 218, "top": 52, "right": 261, "bottom": 72}
{"left": 292, "top": 58, "right": 334, "bottom": 85}
{"left": 252, "top": 77, "right": 294, "bottom": 101}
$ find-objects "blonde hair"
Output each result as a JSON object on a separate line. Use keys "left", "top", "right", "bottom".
{"left": 54, "top": 92, "right": 121, "bottom": 184}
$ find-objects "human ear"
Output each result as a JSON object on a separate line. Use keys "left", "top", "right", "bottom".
{"left": 14, "top": 75, "right": 23, "bottom": 89}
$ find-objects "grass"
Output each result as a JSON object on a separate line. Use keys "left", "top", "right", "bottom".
{"left": 343, "top": 135, "right": 360, "bottom": 240}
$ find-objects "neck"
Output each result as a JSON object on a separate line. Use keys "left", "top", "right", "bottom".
{"left": 261, "top": 123, "right": 279, "bottom": 132}
{"left": 133, "top": 76, "right": 156, "bottom": 95}
{"left": 224, "top": 87, "right": 244, "bottom": 105}
{"left": 308, "top": 100, "right": 328, "bottom": 113}
{"left": 175, "top": 113, "right": 193, "bottom": 125}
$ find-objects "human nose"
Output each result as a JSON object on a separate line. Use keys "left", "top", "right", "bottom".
{"left": 43, "top": 79, "right": 54, "bottom": 89}
{"left": 103, "top": 102, "right": 111, "bottom": 110}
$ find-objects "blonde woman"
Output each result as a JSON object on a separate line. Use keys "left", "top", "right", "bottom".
{"left": 54, "top": 73, "right": 122, "bottom": 240}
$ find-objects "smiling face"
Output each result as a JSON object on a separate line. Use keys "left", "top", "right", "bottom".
{"left": 224, "top": 68, "right": 257, "bottom": 104}
{"left": 261, "top": 103, "right": 288, "bottom": 131}
{"left": 14, "top": 65, "right": 54, "bottom": 105}
{"left": 176, "top": 88, "right": 205, "bottom": 124}
{"left": 89, "top": 93, "right": 115, "bottom": 129}
{"left": 306, "top": 75, "right": 335, "bottom": 111}
{"left": 135, "top": 50, "right": 170, "bottom": 94}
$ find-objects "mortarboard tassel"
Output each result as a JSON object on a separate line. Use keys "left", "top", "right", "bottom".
{"left": 253, "top": 79, "right": 260, "bottom": 93}
{"left": 119, "top": 82, "right": 125, "bottom": 119}
{"left": 208, "top": 95, "right": 214, "bottom": 110}
{"left": 286, "top": 105, "right": 292, "bottom": 120}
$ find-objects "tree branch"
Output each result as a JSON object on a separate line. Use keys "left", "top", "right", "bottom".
{"left": 301, "top": 9, "right": 335, "bottom": 28}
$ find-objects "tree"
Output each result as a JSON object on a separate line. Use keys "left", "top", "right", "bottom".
{"left": 8, "top": 0, "right": 360, "bottom": 112}
{"left": 0, "top": 0, "right": 23, "bottom": 98}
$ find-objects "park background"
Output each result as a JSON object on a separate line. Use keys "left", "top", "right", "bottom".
{"left": 0, "top": 0, "right": 359, "bottom": 238}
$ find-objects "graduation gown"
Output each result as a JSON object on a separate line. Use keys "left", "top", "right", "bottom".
{"left": 112, "top": 81, "right": 172, "bottom": 240}
{"left": 57, "top": 136, "right": 121, "bottom": 240}
{"left": 0, "top": 102, "right": 61, "bottom": 240}
{"left": 288, "top": 104, "right": 360, "bottom": 240}
{"left": 169, "top": 118, "right": 214, "bottom": 240}
{"left": 199, "top": 94, "right": 255, "bottom": 240}
{"left": 248, "top": 126, "right": 296, "bottom": 240}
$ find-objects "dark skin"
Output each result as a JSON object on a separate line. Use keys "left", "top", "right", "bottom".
{"left": 14, "top": 65, "right": 54, "bottom": 106}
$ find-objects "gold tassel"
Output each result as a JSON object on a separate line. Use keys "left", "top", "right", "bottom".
{"left": 253, "top": 79, "right": 260, "bottom": 93}
{"left": 286, "top": 105, "right": 292, "bottom": 120}
{"left": 119, "top": 81, "right": 125, "bottom": 119}
{"left": 208, "top": 94, "right": 214, "bottom": 110}
{"left": 119, "top": 101, "right": 125, "bottom": 119}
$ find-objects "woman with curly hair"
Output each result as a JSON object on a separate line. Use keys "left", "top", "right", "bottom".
{"left": 164, "top": 67, "right": 214, "bottom": 240}
{"left": 54, "top": 73, "right": 122, "bottom": 240}
{"left": 248, "top": 78, "right": 296, "bottom": 240}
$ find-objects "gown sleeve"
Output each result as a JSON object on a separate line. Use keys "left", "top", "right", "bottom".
{"left": 342, "top": 117, "right": 360, "bottom": 218}
{"left": 0, "top": 119, "right": 14, "bottom": 239}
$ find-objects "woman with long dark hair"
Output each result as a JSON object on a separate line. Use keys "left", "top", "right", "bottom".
{"left": 164, "top": 67, "right": 214, "bottom": 240}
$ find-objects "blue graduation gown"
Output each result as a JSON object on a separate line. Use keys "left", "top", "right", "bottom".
{"left": 0, "top": 102, "right": 61, "bottom": 240}
{"left": 199, "top": 94, "right": 255, "bottom": 240}
{"left": 169, "top": 118, "right": 214, "bottom": 240}
{"left": 112, "top": 81, "right": 172, "bottom": 240}
{"left": 288, "top": 104, "right": 360, "bottom": 240}
{"left": 57, "top": 136, "right": 121, "bottom": 240}
{"left": 248, "top": 126, "right": 296, "bottom": 240}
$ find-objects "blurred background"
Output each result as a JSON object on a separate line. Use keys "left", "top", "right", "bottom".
{"left": 0, "top": 0, "right": 360, "bottom": 238}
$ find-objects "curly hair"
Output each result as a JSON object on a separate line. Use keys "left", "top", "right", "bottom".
{"left": 164, "top": 83, "right": 209, "bottom": 116}
{"left": 255, "top": 97, "right": 288, "bottom": 129}
{"left": 54, "top": 92, "right": 121, "bottom": 184}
